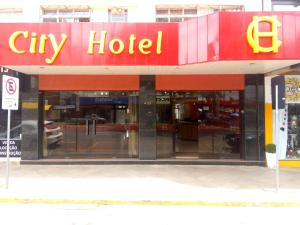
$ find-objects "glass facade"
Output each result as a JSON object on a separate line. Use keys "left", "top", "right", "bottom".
{"left": 285, "top": 75, "right": 300, "bottom": 159}
{"left": 287, "top": 104, "right": 300, "bottom": 159}
{"left": 270, "top": 75, "right": 300, "bottom": 160}
{"left": 43, "top": 91, "right": 138, "bottom": 158}
{"left": 156, "top": 91, "right": 241, "bottom": 159}
{"left": 0, "top": 71, "right": 266, "bottom": 162}
{"left": 43, "top": 90, "right": 243, "bottom": 159}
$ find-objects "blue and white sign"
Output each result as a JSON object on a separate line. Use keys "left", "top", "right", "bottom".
{"left": 2, "top": 75, "right": 19, "bottom": 110}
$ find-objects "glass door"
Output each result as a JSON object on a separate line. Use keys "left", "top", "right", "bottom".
{"left": 197, "top": 91, "right": 241, "bottom": 159}
{"left": 43, "top": 91, "right": 138, "bottom": 158}
{"left": 43, "top": 92, "right": 77, "bottom": 158}
{"left": 173, "top": 92, "right": 201, "bottom": 158}
{"left": 156, "top": 91, "right": 241, "bottom": 159}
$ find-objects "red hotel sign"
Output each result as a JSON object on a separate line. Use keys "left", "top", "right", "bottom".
{"left": 0, "top": 23, "right": 178, "bottom": 66}
{"left": 1, "top": 12, "right": 300, "bottom": 66}
{"left": 8, "top": 30, "right": 163, "bottom": 64}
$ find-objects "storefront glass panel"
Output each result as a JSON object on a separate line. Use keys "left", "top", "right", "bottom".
{"left": 283, "top": 76, "right": 300, "bottom": 159}
{"left": 287, "top": 104, "right": 300, "bottom": 159}
{"left": 156, "top": 93, "right": 174, "bottom": 158}
{"left": 43, "top": 91, "right": 138, "bottom": 158}
{"left": 156, "top": 91, "right": 241, "bottom": 159}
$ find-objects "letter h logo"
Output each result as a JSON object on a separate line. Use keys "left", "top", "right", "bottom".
{"left": 247, "top": 16, "right": 281, "bottom": 53}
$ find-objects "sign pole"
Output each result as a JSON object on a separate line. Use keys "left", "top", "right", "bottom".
{"left": 6, "top": 109, "right": 11, "bottom": 189}
{"left": 275, "top": 85, "right": 280, "bottom": 192}
{"left": 2, "top": 74, "right": 19, "bottom": 189}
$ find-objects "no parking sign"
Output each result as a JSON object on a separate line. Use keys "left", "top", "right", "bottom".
{"left": 1, "top": 74, "right": 19, "bottom": 189}
{"left": 2, "top": 75, "right": 19, "bottom": 110}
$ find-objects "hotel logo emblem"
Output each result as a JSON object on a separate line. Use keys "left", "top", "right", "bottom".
{"left": 247, "top": 16, "right": 281, "bottom": 53}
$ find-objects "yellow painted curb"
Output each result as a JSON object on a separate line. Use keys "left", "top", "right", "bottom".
{"left": 0, "top": 198, "right": 299, "bottom": 207}
{"left": 279, "top": 160, "right": 300, "bottom": 168}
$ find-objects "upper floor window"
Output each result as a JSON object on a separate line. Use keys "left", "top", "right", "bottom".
{"left": 272, "top": 0, "right": 300, "bottom": 11}
{"left": 41, "top": 6, "right": 91, "bottom": 22}
{"left": 156, "top": 7, "right": 198, "bottom": 22}
{"left": 0, "top": 7, "right": 23, "bottom": 14}
{"left": 156, "top": 5, "right": 244, "bottom": 22}
{"left": 108, "top": 8, "right": 128, "bottom": 22}
{"left": 208, "top": 5, "right": 244, "bottom": 13}
{"left": 0, "top": 7, "right": 23, "bottom": 22}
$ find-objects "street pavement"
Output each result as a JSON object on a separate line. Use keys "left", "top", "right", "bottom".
{"left": 0, "top": 204, "right": 299, "bottom": 225}
{"left": 0, "top": 162, "right": 300, "bottom": 205}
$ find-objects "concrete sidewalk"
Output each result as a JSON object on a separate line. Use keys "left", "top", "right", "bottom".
{"left": 0, "top": 162, "right": 300, "bottom": 205}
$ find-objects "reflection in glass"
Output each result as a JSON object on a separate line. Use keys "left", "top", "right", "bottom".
{"left": 156, "top": 91, "right": 241, "bottom": 159}
{"left": 43, "top": 91, "right": 138, "bottom": 158}
{"left": 287, "top": 104, "right": 300, "bottom": 159}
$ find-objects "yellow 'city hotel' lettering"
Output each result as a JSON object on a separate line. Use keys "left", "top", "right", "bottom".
{"left": 8, "top": 30, "right": 163, "bottom": 64}
{"left": 8, "top": 31, "right": 68, "bottom": 64}
{"left": 87, "top": 30, "right": 163, "bottom": 55}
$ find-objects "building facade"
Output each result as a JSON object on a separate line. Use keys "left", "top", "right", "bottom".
{"left": 1, "top": 1, "right": 300, "bottom": 166}
{"left": 0, "top": 0, "right": 272, "bottom": 23}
